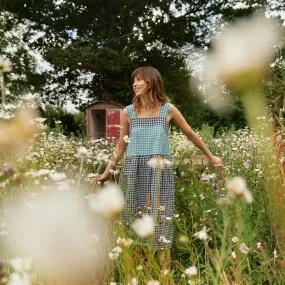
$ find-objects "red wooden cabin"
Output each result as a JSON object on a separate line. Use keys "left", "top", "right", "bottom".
{"left": 86, "top": 101, "right": 124, "bottom": 143}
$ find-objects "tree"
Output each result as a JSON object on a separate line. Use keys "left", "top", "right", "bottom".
{"left": 0, "top": 11, "right": 46, "bottom": 102}
{"left": 0, "top": 0, "right": 274, "bottom": 127}
{"left": 40, "top": 104, "right": 86, "bottom": 135}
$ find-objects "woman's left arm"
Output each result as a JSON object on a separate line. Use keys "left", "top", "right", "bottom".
{"left": 168, "top": 104, "right": 222, "bottom": 167}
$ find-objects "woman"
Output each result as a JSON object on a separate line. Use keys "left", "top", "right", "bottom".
{"left": 98, "top": 66, "right": 222, "bottom": 268}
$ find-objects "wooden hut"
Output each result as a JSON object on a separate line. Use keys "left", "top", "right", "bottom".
{"left": 86, "top": 101, "right": 124, "bottom": 143}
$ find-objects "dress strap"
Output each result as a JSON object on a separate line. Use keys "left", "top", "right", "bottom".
{"left": 159, "top": 102, "right": 170, "bottom": 118}
{"left": 126, "top": 104, "right": 136, "bottom": 119}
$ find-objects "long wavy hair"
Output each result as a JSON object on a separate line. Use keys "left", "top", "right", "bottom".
{"left": 131, "top": 66, "right": 168, "bottom": 111}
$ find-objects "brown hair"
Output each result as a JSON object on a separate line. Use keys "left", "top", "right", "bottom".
{"left": 131, "top": 66, "right": 168, "bottom": 111}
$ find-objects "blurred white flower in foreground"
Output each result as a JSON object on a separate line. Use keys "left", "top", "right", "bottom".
{"left": 88, "top": 184, "right": 125, "bottom": 218}
{"left": 8, "top": 257, "right": 31, "bottom": 285}
{"left": 0, "top": 57, "right": 12, "bottom": 72}
{"left": 0, "top": 109, "right": 38, "bottom": 156}
{"left": 226, "top": 177, "right": 253, "bottom": 203}
{"left": 198, "top": 14, "right": 282, "bottom": 113}
{"left": 193, "top": 226, "right": 208, "bottom": 241}
{"left": 9, "top": 257, "right": 31, "bottom": 273}
{"left": 132, "top": 214, "right": 155, "bottom": 238}
{"left": 204, "top": 14, "right": 281, "bottom": 87}
{"left": 226, "top": 177, "right": 247, "bottom": 197}
{"left": 7, "top": 272, "right": 30, "bottom": 285}
{"left": 6, "top": 191, "right": 108, "bottom": 282}
{"left": 147, "top": 156, "right": 172, "bottom": 169}
{"left": 184, "top": 266, "right": 198, "bottom": 277}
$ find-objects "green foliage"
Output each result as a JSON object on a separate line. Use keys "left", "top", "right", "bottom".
{"left": 0, "top": 12, "right": 45, "bottom": 102}
{"left": 203, "top": 102, "right": 247, "bottom": 134}
{"left": 1, "top": 121, "right": 285, "bottom": 283}
{"left": 171, "top": 127, "right": 284, "bottom": 284}
{"left": 40, "top": 104, "right": 86, "bottom": 136}
{"left": 0, "top": 0, "right": 266, "bottom": 116}
{"left": 263, "top": 44, "right": 285, "bottom": 130}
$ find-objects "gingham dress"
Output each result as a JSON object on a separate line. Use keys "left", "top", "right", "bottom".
{"left": 120, "top": 103, "right": 174, "bottom": 250}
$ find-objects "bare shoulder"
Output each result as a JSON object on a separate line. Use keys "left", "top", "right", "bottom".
{"left": 167, "top": 103, "right": 174, "bottom": 112}
{"left": 167, "top": 103, "right": 192, "bottom": 134}
{"left": 168, "top": 103, "right": 181, "bottom": 120}
{"left": 122, "top": 107, "right": 130, "bottom": 124}
{"left": 122, "top": 107, "right": 128, "bottom": 115}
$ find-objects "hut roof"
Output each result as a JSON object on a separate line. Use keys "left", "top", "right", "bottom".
{"left": 85, "top": 101, "right": 124, "bottom": 109}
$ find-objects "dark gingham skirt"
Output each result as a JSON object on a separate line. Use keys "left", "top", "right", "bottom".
{"left": 119, "top": 155, "right": 174, "bottom": 250}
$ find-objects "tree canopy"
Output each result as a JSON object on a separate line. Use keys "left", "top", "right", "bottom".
{"left": 1, "top": 0, "right": 282, "bottom": 127}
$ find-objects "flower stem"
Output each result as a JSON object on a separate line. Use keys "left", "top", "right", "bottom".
{"left": 239, "top": 88, "right": 270, "bottom": 137}
{"left": 236, "top": 200, "right": 243, "bottom": 283}
{"left": 0, "top": 70, "right": 6, "bottom": 105}
{"left": 77, "top": 155, "right": 85, "bottom": 191}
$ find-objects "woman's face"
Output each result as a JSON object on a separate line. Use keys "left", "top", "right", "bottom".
{"left": 133, "top": 76, "right": 148, "bottom": 96}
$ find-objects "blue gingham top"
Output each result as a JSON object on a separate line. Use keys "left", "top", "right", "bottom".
{"left": 126, "top": 103, "right": 171, "bottom": 157}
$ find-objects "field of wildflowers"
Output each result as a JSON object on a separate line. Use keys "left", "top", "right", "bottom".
{"left": 0, "top": 114, "right": 284, "bottom": 285}
{"left": 0, "top": 12, "right": 285, "bottom": 285}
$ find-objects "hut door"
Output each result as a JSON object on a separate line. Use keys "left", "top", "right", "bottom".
{"left": 106, "top": 109, "right": 121, "bottom": 143}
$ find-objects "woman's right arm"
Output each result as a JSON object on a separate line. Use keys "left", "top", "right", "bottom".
{"left": 98, "top": 108, "right": 130, "bottom": 180}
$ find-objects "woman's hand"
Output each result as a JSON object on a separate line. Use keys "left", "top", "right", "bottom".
{"left": 210, "top": 156, "right": 223, "bottom": 171}
{"left": 92, "top": 172, "right": 110, "bottom": 184}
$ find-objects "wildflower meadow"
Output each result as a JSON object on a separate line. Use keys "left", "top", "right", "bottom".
{"left": 0, "top": 7, "right": 285, "bottom": 285}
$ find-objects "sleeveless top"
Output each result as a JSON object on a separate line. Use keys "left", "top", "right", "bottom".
{"left": 121, "top": 102, "right": 174, "bottom": 250}
{"left": 126, "top": 103, "right": 171, "bottom": 157}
